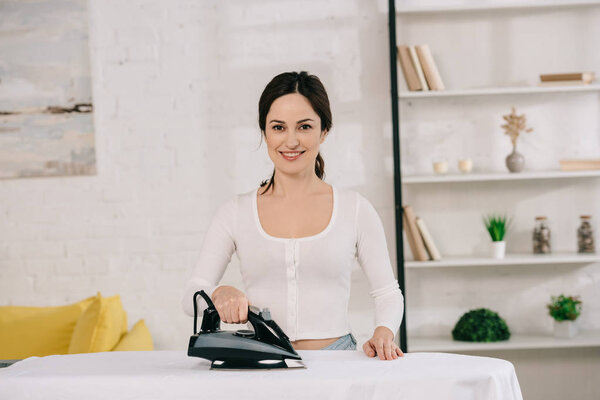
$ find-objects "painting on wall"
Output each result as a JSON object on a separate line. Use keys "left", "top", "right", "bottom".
{"left": 0, "top": 0, "right": 96, "bottom": 179}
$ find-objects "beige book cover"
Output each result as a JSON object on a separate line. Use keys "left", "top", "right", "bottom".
{"left": 415, "top": 217, "right": 441, "bottom": 261}
{"left": 559, "top": 159, "right": 600, "bottom": 171}
{"left": 402, "top": 212, "right": 419, "bottom": 262}
{"left": 415, "top": 44, "right": 445, "bottom": 91}
{"left": 397, "top": 45, "right": 423, "bottom": 91}
{"left": 408, "top": 45, "right": 429, "bottom": 91}
{"left": 540, "top": 72, "right": 595, "bottom": 82}
{"left": 402, "top": 205, "right": 430, "bottom": 261}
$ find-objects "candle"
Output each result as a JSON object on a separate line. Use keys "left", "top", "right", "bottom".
{"left": 458, "top": 158, "right": 473, "bottom": 173}
{"left": 433, "top": 160, "right": 448, "bottom": 174}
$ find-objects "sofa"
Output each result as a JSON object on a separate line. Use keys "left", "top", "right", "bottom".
{"left": 0, "top": 292, "right": 153, "bottom": 361}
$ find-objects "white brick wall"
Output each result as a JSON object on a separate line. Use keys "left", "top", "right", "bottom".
{"left": 1, "top": 1, "right": 600, "bottom": 398}
{"left": 0, "top": 0, "right": 393, "bottom": 350}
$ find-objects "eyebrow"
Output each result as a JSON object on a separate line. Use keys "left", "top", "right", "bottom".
{"left": 269, "top": 118, "right": 314, "bottom": 124}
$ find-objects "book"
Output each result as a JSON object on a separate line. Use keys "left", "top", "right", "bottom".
{"left": 402, "top": 205, "right": 430, "bottom": 261}
{"left": 559, "top": 159, "right": 600, "bottom": 171}
{"left": 538, "top": 80, "right": 591, "bottom": 87}
{"left": 408, "top": 45, "right": 429, "bottom": 91}
{"left": 540, "top": 72, "right": 595, "bottom": 83}
{"left": 415, "top": 217, "right": 441, "bottom": 261}
{"left": 415, "top": 44, "right": 445, "bottom": 91}
{"left": 402, "top": 212, "right": 421, "bottom": 261}
{"left": 397, "top": 45, "right": 423, "bottom": 91}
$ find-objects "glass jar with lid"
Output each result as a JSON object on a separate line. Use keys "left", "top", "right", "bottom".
{"left": 578, "top": 215, "right": 595, "bottom": 253}
{"left": 533, "top": 216, "right": 551, "bottom": 254}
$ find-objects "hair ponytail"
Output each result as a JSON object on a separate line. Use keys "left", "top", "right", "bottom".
{"left": 315, "top": 152, "right": 325, "bottom": 180}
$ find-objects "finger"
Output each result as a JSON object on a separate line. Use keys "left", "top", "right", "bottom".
{"left": 369, "top": 342, "right": 377, "bottom": 358}
{"left": 363, "top": 342, "right": 375, "bottom": 357}
{"left": 229, "top": 301, "right": 240, "bottom": 324}
{"left": 225, "top": 305, "right": 235, "bottom": 324}
{"left": 396, "top": 347, "right": 404, "bottom": 357}
{"left": 231, "top": 306, "right": 240, "bottom": 324}
{"left": 229, "top": 305, "right": 239, "bottom": 323}
{"left": 239, "top": 301, "right": 248, "bottom": 323}
{"left": 219, "top": 306, "right": 227, "bottom": 323}
{"left": 384, "top": 341, "right": 393, "bottom": 360}
{"left": 214, "top": 304, "right": 226, "bottom": 323}
{"left": 376, "top": 340, "right": 385, "bottom": 360}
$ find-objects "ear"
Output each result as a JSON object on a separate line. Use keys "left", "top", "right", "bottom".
{"left": 320, "top": 129, "right": 328, "bottom": 144}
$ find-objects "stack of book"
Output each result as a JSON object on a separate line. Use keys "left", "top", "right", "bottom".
{"left": 402, "top": 205, "right": 441, "bottom": 261}
{"left": 397, "top": 44, "right": 445, "bottom": 92}
{"left": 539, "top": 72, "right": 596, "bottom": 86}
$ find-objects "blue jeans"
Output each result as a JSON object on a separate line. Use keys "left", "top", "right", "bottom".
{"left": 321, "top": 333, "right": 357, "bottom": 350}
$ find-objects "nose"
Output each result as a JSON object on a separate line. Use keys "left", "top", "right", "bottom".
{"left": 285, "top": 130, "right": 300, "bottom": 148}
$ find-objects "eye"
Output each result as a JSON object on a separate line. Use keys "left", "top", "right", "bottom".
{"left": 299, "top": 124, "right": 312, "bottom": 130}
{"left": 272, "top": 125, "right": 284, "bottom": 131}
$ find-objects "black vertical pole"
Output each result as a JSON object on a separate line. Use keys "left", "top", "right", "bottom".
{"left": 387, "top": 0, "right": 407, "bottom": 353}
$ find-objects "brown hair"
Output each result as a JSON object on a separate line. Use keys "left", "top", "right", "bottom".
{"left": 258, "top": 71, "right": 332, "bottom": 195}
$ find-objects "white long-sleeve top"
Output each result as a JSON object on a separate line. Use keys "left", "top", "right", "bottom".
{"left": 181, "top": 184, "right": 404, "bottom": 341}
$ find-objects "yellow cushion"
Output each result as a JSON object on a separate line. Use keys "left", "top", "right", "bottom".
{"left": 112, "top": 319, "right": 154, "bottom": 351}
{"left": 68, "top": 293, "right": 127, "bottom": 354}
{"left": 0, "top": 296, "right": 95, "bottom": 359}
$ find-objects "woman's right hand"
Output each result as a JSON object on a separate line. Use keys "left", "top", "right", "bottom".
{"left": 211, "top": 286, "right": 249, "bottom": 324}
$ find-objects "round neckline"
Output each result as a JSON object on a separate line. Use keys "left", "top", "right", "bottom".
{"left": 253, "top": 184, "right": 338, "bottom": 242}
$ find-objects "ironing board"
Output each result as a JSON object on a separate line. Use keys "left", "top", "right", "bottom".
{"left": 0, "top": 350, "right": 522, "bottom": 400}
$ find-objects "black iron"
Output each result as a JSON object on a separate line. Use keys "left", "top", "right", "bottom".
{"left": 188, "top": 290, "right": 305, "bottom": 369}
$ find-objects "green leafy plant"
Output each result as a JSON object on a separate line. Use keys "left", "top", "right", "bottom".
{"left": 483, "top": 214, "right": 510, "bottom": 242}
{"left": 452, "top": 308, "right": 511, "bottom": 342}
{"left": 547, "top": 294, "right": 582, "bottom": 321}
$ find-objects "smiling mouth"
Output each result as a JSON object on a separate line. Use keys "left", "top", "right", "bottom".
{"left": 280, "top": 151, "right": 305, "bottom": 160}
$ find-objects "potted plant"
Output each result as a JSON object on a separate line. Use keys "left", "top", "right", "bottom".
{"left": 452, "top": 308, "right": 511, "bottom": 342}
{"left": 501, "top": 106, "right": 533, "bottom": 173}
{"left": 483, "top": 214, "right": 510, "bottom": 259}
{"left": 547, "top": 294, "right": 582, "bottom": 338}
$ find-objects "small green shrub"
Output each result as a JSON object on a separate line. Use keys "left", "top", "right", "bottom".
{"left": 547, "top": 294, "right": 582, "bottom": 321}
{"left": 452, "top": 308, "right": 511, "bottom": 342}
{"left": 483, "top": 214, "right": 510, "bottom": 242}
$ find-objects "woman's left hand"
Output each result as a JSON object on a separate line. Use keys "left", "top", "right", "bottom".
{"left": 362, "top": 326, "right": 404, "bottom": 360}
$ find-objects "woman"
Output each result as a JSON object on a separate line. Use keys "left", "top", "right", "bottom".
{"left": 182, "top": 71, "right": 404, "bottom": 360}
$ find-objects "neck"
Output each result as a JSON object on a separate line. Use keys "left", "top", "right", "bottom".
{"left": 269, "top": 169, "right": 323, "bottom": 199}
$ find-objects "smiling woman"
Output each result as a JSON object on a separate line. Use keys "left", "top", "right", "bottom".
{"left": 182, "top": 71, "right": 404, "bottom": 360}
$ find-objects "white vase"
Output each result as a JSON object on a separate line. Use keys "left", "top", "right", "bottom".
{"left": 491, "top": 241, "right": 506, "bottom": 259}
{"left": 553, "top": 320, "right": 578, "bottom": 338}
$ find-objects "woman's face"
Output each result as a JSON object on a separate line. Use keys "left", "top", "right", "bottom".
{"left": 264, "top": 93, "right": 327, "bottom": 177}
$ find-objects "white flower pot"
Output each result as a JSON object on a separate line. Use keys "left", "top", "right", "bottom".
{"left": 491, "top": 241, "right": 506, "bottom": 259}
{"left": 553, "top": 320, "right": 578, "bottom": 338}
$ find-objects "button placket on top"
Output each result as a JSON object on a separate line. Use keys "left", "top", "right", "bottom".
{"left": 286, "top": 239, "right": 300, "bottom": 340}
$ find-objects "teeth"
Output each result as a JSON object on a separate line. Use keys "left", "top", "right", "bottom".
{"left": 282, "top": 152, "right": 301, "bottom": 157}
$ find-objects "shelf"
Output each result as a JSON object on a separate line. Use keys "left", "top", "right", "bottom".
{"left": 402, "top": 170, "right": 600, "bottom": 184}
{"left": 396, "top": 0, "right": 600, "bottom": 14}
{"left": 408, "top": 330, "right": 600, "bottom": 352}
{"left": 405, "top": 253, "right": 600, "bottom": 268}
{"left": 399, "top": 84, "right": 600, "bottom": 99}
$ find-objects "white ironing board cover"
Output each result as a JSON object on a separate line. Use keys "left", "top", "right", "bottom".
{"left": 0, "top": 350, "right": 523, "bottom": 400}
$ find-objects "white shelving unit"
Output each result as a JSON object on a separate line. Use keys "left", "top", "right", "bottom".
{"left": 397, "top": 0, "right": 600, "bottom": 14}
{"left": 402, "top": 170, "right": 600, "bottom": 184}
{"left": 399, "top": 84, "right": 600, "bottom": 99}
{"left": 405, "top": 252, "right": 600, "bottom": 268}
{"left": 409, "top": 330, "right": 600, "bottom": 352}
{"left": 393, "top": 0, "right": 600, "bottom": 358}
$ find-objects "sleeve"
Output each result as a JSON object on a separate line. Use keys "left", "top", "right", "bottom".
{"left": 355, "top": 192, "right": 404, "bottom": 336}
{"left": 181, "top": 196, "right": 237, "bottom": 317}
